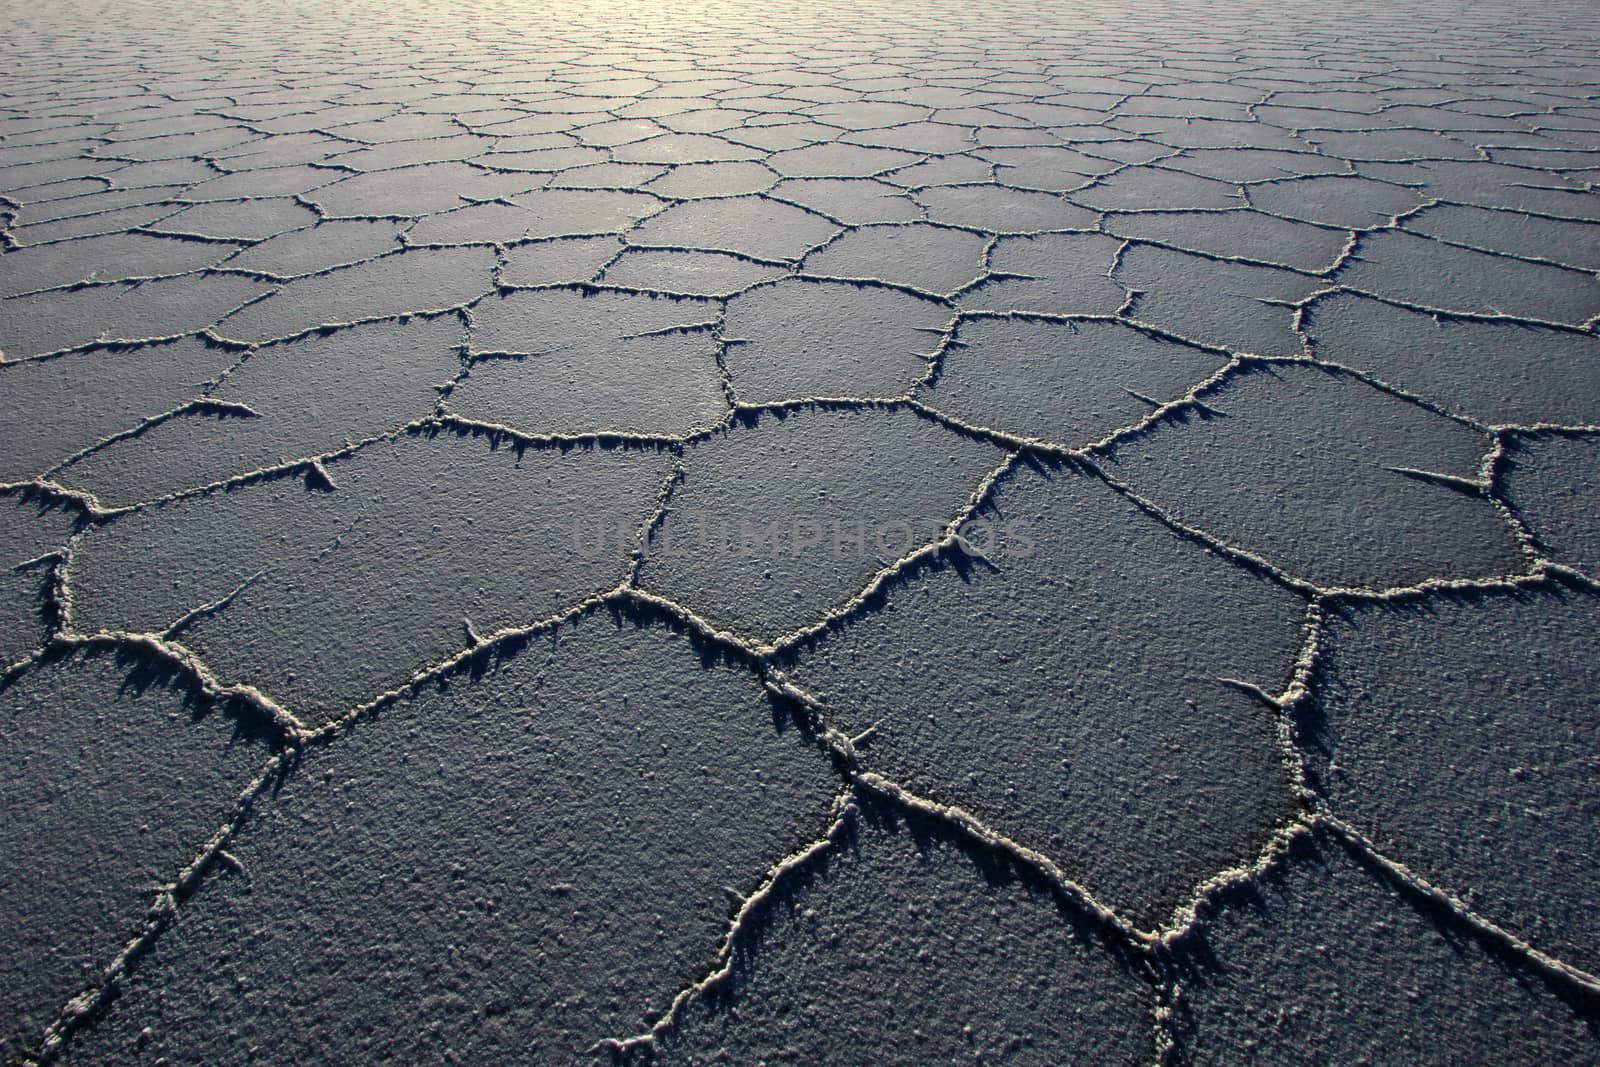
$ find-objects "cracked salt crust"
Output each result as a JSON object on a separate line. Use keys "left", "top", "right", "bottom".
{"left": 1, "top": 0, "right": 1599, "bottom": 1061}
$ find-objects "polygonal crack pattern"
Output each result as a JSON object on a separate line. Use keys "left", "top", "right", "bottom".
{"left": 55, "top": 614, "right": 839, "bottom": 1065}
{"left": 1166, "top": 828, "right": 1600, "bottom": 1066}
{"left": 636, "top": 406, "right": 1006, "bottom": 645}
{"left": 66, "top": 433, "right": 673, "bottom": 724}
{"left": 1500, "top": 433, "right": 1600, "bottom": 577}
{"left": 785, "top": 460, "right": 1306, "bottom": 930}
{"left": 1101, "top": 363, "right": 1526, "bottom": 590}
{"left": 1298, "top": 583, "right": 1600, "bottom": 975}
{"left": 3, "top": 0, "right": 1600, "bottom": 1062}
{"left": 0, "top": 649, "right": 275, "bottom": 1062}
{"left": 635, "top": 795, "right": 1153, "bottom": 1067}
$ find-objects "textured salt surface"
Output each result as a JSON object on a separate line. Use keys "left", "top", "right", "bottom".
{"left": 1168, "top": 829, "right": 1600, "bottom": 1065}
{"left": 1300, "top": 585, "right": 1600, "bottom": 974}
{"left": 67, "top": 434, "right": 671, "bottom": 724}
{"left": 0, "top": 650, "right": 273, "bottom": 1062}
{"left": 1, "top": 0, "right": 1598, "bottom": 1062}
{"left": 636, "top": 406, "right": 1005, "bottom": 644}
{"left": 1102, "top": 363, "right": 1525, "bottom": 589}
{"left": 785, "top": 460, "right": 1306, "bottom": 929}
{"left": 56, "top": 616, "right": 838, "bottom": 1064}
{"left": 644, "top": 798, "right": 1153, "bottom": 1066}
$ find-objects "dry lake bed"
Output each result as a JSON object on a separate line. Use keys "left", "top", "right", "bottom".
{"left": 2, "top": 0, "right": 1599, "bottom": 1062}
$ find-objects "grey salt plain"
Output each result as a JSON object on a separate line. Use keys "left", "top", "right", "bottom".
{"left": 721, "top": 279, "right": 950, "bottom": 401}
{"left": 1102, "top": 208, "right": 1350, "bottom": 273}
{"left": 0, "top": 233, "right": 237, "bottom": 298}
{"left": 3, "top": 0, "right": 1599, "bottom": 1060}
{"left": 210, "top": 246, "right": 495, "bottom": 344}
{"left": 1114, "top": 245, "right": 1316, "bottom": 356}
{"left": 453, "top": 289, "right": 727, "bottom": 436}
{"left": 1101, "top": 363, "right": 1525, "bottom": 589}
{"left": 1171, "top": 830, "right": 1599, "bottom": 1066}
{"left": 785, "top": 461, "right": 1306, "bottom": 929}
{"left": 0, "top": 651, "right": 272, "bottom": 1061}
{"left": 771, "top": 177, "right": 923, "bottom": 224}
{"left": 1502, "top": 434, "right": 1600, "bottom": 576}
{"left": 0, "top": 274, "right": 271, "bottom": 360}
{"left": 649, "top": 798, "right": 1153, "bottom": 1067}
{"left": 220, "top": 219, "right": 407, "bottom": 278}
{"left": 0, "top": 338, "right": 240, "bottom": 484}
{"left": 56, "top": 316, "right": 465, "bottom": 507}
{"left": 1335, "top": 229, "right": 1600, "bottom": 324}
{"left": 919, "top": 319, "right": 1225, "bottom": 447}
{"left": 1299, "top": 585, "right": 1600, "bottom": 974}
{"left": 0, "top": 496, "right": 81, "bottom": 664}
{"left": 1302, "top": 293, "right": 1600, "bottom": 427}
{"left": 66, "top": 433, "right": 671, "bottom": 724}
{"left": 55, "top": 616, "right": 838, "bottom": 1065}
{"left": 600, "top": 248, "right": 788, "bottom": 297}
{"left": 636, "top": 406, "right": 1005, "bottom": 644}
{"left": 802, "top": 222, "right": 989, "bottom": 295}
{"left": 956, "top": 232, "right": 1128, "bottom": 316}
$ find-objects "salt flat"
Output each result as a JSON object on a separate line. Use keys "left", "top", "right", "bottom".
{"left": 2, "top": 0, "right": 1598, "bottom": 1062}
